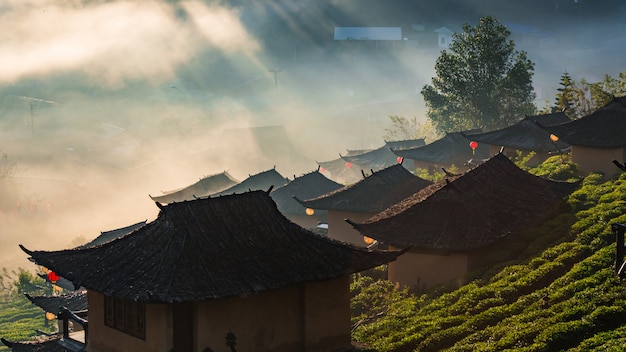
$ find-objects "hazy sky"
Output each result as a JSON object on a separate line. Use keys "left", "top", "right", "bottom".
{"left": 0, "top": 1, "right": 261, "bottom": 86}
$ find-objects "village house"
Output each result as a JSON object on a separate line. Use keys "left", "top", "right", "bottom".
{"left": 297, "top": 164, "right": 432, "bottom": 247}
{"left": 317, "top": 149, "right": 372, "bottom": 185}
{"left": 18, "top": 190, "right": 401, "bottom": 352}
{"left": 392, "top": 129, "right": 488, "bottom": 174}
{"left": 210, "top": 167, "right": 289, "bottom": 197}
{"left": 269, "top": 169, "right": 343, "bottom": 229}
{"left": 347, "top": 153, "right": 578, "bottom": 291}
{"left": 79, "top": 220, "right": 147, "bottom": 248}
{"left": 464, "top": 112, "right": 571, "bottom": 167}
{"left": 149, "top": 171, "right": 238, "bottom": 205}
{"left": 540, "top": 96, "right": 626, "bottom": 178}
{"left": 340, "top": 139, "right": 425, "bottom": 174}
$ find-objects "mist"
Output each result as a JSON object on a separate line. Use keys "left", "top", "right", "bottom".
{"left": 0, "top": 0, "right": 624, "bottom": 270}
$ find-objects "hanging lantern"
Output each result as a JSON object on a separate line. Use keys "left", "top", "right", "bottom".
{"left": 319, "top": 167, "right": 326, "bottom": 173}
{"left": 305, "top": 208, "right": 315, "bottom": 216}
{"left": 47, "top": 271, "right": 60, "bottom": 283}
{"left": 363, "top": 236, "right": 375, "bottom": 245}
{"left": 550, "top": 134, "right": 559, "bottom": 143}
{"left": 397, "top": 156, "right": 403, "bottom": 164}
{"left": 469, "top": 141, "right": 478, "bottom": 155}
{"left": 345, "top": 162, "right": 352, "bottom": 169}
{"left": 45, "top": 312, "right": 56, "bottom": 321}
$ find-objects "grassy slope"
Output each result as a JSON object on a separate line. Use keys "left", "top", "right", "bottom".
{"left": 352, "top": 171, "right": 626, "bottom": 352}
{"left": 0, "top": 295, "right": 56, "bottom": 352}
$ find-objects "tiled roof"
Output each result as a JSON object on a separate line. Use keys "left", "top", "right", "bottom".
{"left": 298, "top": 164, "right": 432, "bottom": 213}
{"left": 384, "top": 139, "right": 426, "bottom": 151}
{"left": 209, "top": 168, "right": 289, "bottom": 197}
{"left": 1, "top": 336, "right": 70, "bottom": 352}
{"left": 341, "top": 139, "right": 425, "bottom": 172}
{"left": 21, "top": 191, "right": 401, "bottom": 303}
{"left": 348, "top": 153, "right": 575, "bottom": 252}
{"left": 463, "top": 113, "right": 571, "bottom": 153}
{"left": 80, "top": 220, "right": 147, "bottom": 248}
{"left": 317, "top": 157, "right": 364, "bottom": 185}
{"left": 541, "top": 97, "right": 626, "bottom": 148}
{"left": 149, "top": 171, "right": 238, "bottom": 204}
{"left": 270, "top": 170, "right": 343, "bottom": 215}
{"left": 25, "top": 290, "right": 87, "bottom": 315}
{"left": 393, "top": 130, "right": 488, "bottom": 165}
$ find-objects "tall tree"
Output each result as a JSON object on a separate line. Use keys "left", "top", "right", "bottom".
{"left": 553, "top": 71, "right": 576, "bottom": 117}
{"left": 421, "top": 16, "right": 536, "bottom": 133}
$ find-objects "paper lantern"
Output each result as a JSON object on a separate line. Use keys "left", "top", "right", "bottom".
{"left": 319, "top": 167, "right": 326, "bottom": 173}
{"left": 305, "top": 208, "right": 315, "bottom": 216}
{"left": 469, "top": 141, "right": 478, "bottom": 155}
{"left": 397, "top": 156, "right": 403, "bottom": 164}
{"left": 45, "top": 312, "right": 56, "bottom": 321}
{"left": 47, "top": 271, "right": 60, "bottom": 283}
{"left": 363, "top": 236, "right": 375, "bottom": 245}
{"left": 550, "top": 134, "right": 559, "bottom": 143}
{"left": 345, "top": 162, "right": 352, "bottom": 169}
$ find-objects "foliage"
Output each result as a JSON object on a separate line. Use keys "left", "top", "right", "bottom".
{"left": 413, "top": 165, "right": 459, "bottom": 182}
{"left": 0, "top": 152, "right": 16, "bottom": 181}
{"left": 13, "top": 269, "right": 49, "bottom": 297}
{"left": 551, "top": 70, "right": 626, "bottom": 118}
{"left": 527, "top": 154, "right": 580, "bottom": 182}
{"left": 421, "top": 16, "right": 536, "bottom": 134}
{"left": 0, "top": 269, "right": 56, "bottom": 351}
{"left": 350, "top": 161, "right": 626, "bottom": 351}
{"left": 383, "top": 115, "right": 440, "bottom": 143}
{"left": 67, "top": 235, "right": 88, "bottom": 248}
{"left": 553, "top": 71, "right": 577, "bottom": 117}
{"left": 0, "top": 295, "right": 56, "bottom": 351}
{"left": 511, "top": 150, "right": 536, "bottom": 170}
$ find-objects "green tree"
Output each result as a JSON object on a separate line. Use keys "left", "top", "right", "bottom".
{"left": 553, "top": 71, "right": 576, "bottom": 117}
{"left": 383, "top": 115, "right": 440, "bottom": 143}
{"left": 421, "top": 16, "right": 536, "bottom": 133}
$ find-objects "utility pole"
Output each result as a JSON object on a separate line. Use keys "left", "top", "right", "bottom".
{"left": 269, "top": 68, "right": 281, "bottom": 88}
{"left": 29, "top": 101, "right": 36, "bottom": 138}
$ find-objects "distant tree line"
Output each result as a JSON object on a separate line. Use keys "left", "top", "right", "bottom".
{"left": 551, "top": 71, "right": 626, "bottom": 118}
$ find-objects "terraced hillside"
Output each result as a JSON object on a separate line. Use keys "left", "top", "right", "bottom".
{"left": 352, "top": 170, "right": 626, "bottom": 351}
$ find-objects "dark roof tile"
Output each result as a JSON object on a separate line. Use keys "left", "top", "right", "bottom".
{"left": 209, "top": 168, "right": 289, "bottom": 197}
{"left": 80, "top": 220, "right": 147, "bottom": 248}
{"left": 22, "top": 191, "right": 400, "bottom": 303}
{"left": 149, "top": 171, "right": 238, "bottom": 204}
{"left": 25, "top": 290, "right": 87, "bottom": 315}
{"left": 349, "top": 154, "right": 574, "bottom": 252}
{"left": 341, "top": 139, "right": 424, "bottom": 171}
{"left": 542, "top": 97, "right": 626, "bottom": 148}
{"left": 270, "top": 171, "right": 343, "bottom": 215}
{"left": 464, "top": 113, "right": 571, "bottom": 152}
{"left": 394, "top": 130, "right": 488, "bottom": 165}
{"left": 299, "top": 164, "right": 432, "bottom": 213}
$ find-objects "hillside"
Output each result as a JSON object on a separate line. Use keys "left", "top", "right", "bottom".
{"left": 351, "top": 169, "right": 626, "bottom": 351}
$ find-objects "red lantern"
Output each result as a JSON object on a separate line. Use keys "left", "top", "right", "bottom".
{"left": 469, "top": 141, "right": 478, "bottom": 155}
{"left": 397, "top": 156, "right": 403, "bottom": 164}
{"left": 345, "top": 162, "right": 352, "bottom": 169}
{"left": 47, "top": 271, "right": 60, "bottom": 283}
{"left": 319, "top": 167, "right": 326, "bottom": 173}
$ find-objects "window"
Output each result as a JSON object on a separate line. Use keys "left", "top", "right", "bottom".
{"left": 105, "top": 296, "right": 146, "bottom": 339}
